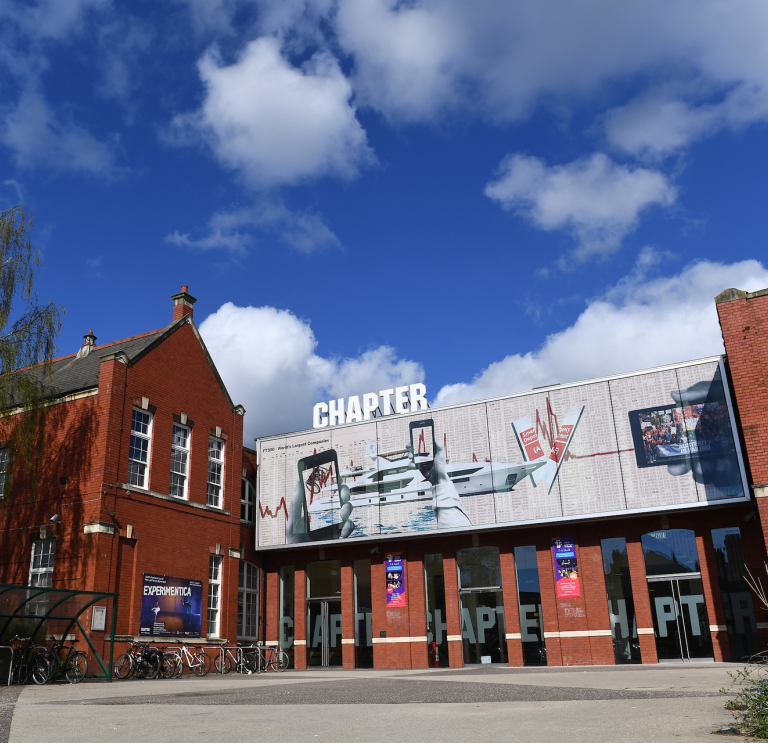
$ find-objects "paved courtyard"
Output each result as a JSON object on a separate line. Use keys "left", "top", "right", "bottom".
{"left": 0, "top": 664, "right": 748, "bottom": 743}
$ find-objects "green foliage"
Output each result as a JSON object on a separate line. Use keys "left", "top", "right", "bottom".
{"left": 0, "top": 206, "right": 63, "bottom": 503}
{"left": 721, "top": 664, "right": 768, "bottom": 739}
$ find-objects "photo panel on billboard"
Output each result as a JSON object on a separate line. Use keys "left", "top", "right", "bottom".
{"left": 285, "top": 431, "right": 338, "bottom": 543}
{"left": 258, "top": 437, "right": 288, "bottom": 547}
{"left": 548, "top": 381, "right": 627, "bottom": 517}
{"left": 486, "top": 392, "right": 565, "bottom": 524}
{"left": 330, "top": 422, "right": 381, "bottom": 538}
{"left": 608, "top": 369, "right": 699, "bottom": 511}
{"left": 673, "top": 361, "right": 746, "bottom": 503}
{"left": 375, "top": 413, "right": 438, "bottom": 536}
{"left": 431, "top": 403, "right": 495, "bottom": 526}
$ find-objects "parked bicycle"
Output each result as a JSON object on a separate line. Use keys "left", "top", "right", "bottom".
{"left": 214, "top": 644, "right": 258, "bottom": 675}
{"left": 35, "top": 639, "right": 88, "bottom": 684}
{"left": 258, "top": 645, "right": 289, "bottom": 673}
{"left": 114, "top": 642, "right": 167, "bottom": 679}
{"left": 8, "top": 636, "right": 49, "bottom": 685}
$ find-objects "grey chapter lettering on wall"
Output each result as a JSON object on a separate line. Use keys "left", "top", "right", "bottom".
{"left": 313, "top": 384, "right": 428, "bottom": 428}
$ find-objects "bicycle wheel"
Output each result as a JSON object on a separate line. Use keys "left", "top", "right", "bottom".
{"left": 114, "top": 652, "right": 133, "bottom": 680}
{"left": 144, "top": 653, "right": 161, "bottom": 680}
{"left": 277, "top": 651, "right": 289, "bottom": 672}
{"left": 241, "top": 651, "right": 258, "bottom": 674}
{"left": 160, "top": 652, "right": 178, "bottom": 679}
{"left": 214, "top": 653, "right": 232, "bottom": 674}
{"left": 193, "top": 651, "right": 211, "bottom": 677}
{"left": 65, "top": 653, "right": 88, "bottom": 684}
{"left": 31, "top": 655, "right": 51, "bottom": 686}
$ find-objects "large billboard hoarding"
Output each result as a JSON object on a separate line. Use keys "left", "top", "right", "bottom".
{"left": 256, "top": 358, "right": 749, "bottom": 549}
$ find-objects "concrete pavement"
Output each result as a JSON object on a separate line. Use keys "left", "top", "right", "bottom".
{"left": 5, "top": 664, "right": 747, "bottom": 742}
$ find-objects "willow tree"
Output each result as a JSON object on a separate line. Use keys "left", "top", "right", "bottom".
{"left": 0, "top": 206, "right": 63, "bottom": 502}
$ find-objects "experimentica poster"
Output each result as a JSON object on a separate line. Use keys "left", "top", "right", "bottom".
{"left": 139, "top": 573, "right": 204, "bottom": 637}
{"left": 552, "top": 538, "right": 581, "bottom": 598}
{"left": 257, "top": 358, "right": 748, "bottom": 548}
{"left": 385, "top": 553, "right": 406, "bottom": 607}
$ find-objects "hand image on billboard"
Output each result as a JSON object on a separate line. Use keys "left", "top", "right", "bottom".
{"left": 433, "top": 438, "right": 472, "bottom": 529}
{"left": 286, "top": 477, "right": 355, "bottom": 543}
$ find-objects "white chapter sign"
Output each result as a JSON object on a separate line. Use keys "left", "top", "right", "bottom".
{"left": 313, "top": 383, "right": 427, "bottom": 428}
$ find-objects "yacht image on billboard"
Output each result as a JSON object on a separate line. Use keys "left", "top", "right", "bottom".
{"left": 303, "top": 409, "right": 585, "bottom": 516}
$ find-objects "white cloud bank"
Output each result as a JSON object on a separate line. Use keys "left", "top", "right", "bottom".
{"left": 199, "top": 303, "right": 423, "bottom": 440}
{"left": 485, "top": 153, "right": 677, "bottom": 261}
{"left": 170, "top": 37, "right": 374, "bottom": 189}
{"left": 435, "top": 256, "right": 768, "bottom": 407}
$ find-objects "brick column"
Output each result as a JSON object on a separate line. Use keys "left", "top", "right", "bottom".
{"left": 294, "top": 564, "right": 307, "bottom": 670}
{"left": 500, "top": 544, "right": 524, "bottom": 666}
{"left": 626, "top": 534, "right": 657, "bottom": 663}
{"left": 406, "top": 545, "right": 428, "bottom": 669}
{"left": 537, "top": 538, "right": 562, "bottom": 666}
{"left": 341, "top": 558, "right": 355, "bottom": 669}
{"left": 443, "top": 549, "right": 463, "bottom": 667}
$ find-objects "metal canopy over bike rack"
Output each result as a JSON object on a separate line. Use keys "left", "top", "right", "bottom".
{"left": 0, "top": 584, "right": 118, "bottom": 683}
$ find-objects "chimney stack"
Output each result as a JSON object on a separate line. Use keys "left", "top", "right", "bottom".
{"left": 171, "top": 285, "right": 197, "bottom": 321}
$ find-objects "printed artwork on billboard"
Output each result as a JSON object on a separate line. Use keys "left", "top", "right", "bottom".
{"left": 257, "top": 359, "right": 747, "bottom": 548}
{"left": 139, "top": 574, "right": 204, "bottom": 637}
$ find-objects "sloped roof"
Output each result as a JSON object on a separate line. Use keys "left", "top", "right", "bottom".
{"left": 14, "top": 315, "right": 241, "bottom": 413}
{"left": 27, "top": 327, "right": 168, "bottom": 398}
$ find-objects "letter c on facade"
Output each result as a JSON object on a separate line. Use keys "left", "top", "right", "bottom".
{"left": 313, "top": 402, "right": 329, "bottom": 429}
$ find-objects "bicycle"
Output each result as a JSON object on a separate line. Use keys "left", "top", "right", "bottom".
{"left": 214, "top": 644, "right": 258, "bottom": 675}
{"left": 37, "top": 639, "right": 88, "bottom": 684}
{"left": 175, "top": 643, "right": 211, "bottom": 676}
{"left": 8, "top": 636, "right": 49, "bottom": 686}
{"left": 259, "top": 645, "right": 289, "bottom": 672}
{"left": 114, "top": 642, "right": 165, "bottom": 680}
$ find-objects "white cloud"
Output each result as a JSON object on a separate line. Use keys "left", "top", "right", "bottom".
{"left": 605, "top": 84, "right": 768, "bottom": 157}
{"left": 165, "top": 200, "right": 340, "bottom": 254}
{"left": 435, "top": 255, "right": 768, "bottom": 407}
{"left": 199, "top": 303, "right": 423, "bottom": 439}
{"left": 170, "top": 37, "right": 374, "bottom": 188}
{"left": 485, "top": 153, "right": 676, "bottom": 260}
{"left": 0, "top": 89, "right": 120, "bottom": 176}
{"left": 328, "top": 0, "right": 768, "bottom": 151}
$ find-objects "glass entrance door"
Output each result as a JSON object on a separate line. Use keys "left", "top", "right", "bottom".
{"left": 459, "top": 589, "right": 507, "bottom": 664}
{"left": 647, "top": 577, "right": 714, "bottom": 661}
{"left": 307, "top": 600, "right": 343, "bottom": 667}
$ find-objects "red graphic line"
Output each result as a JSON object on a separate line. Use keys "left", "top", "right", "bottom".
{"left": 535, "top": 399, "right": 632, "bottom": 460}
{"left": 259, "top": 498, "right": 288, "bottom": 519}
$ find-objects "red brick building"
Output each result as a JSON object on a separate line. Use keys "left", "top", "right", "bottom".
{"left": 255, "top": 285, "right": 768, "bottom": 670}
{"left": 0, "top": 287, "right": 261, "bottom": 664}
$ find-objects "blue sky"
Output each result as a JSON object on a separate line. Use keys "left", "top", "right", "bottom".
{"left": 3, "top": 0, "right": 768, "bottom": 439}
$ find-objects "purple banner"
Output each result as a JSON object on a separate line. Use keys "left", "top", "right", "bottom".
{"left": 385, "top": 553, "right": 406, "bottom": 607}
{"left": 139, "top": 573, "right": 204, "bottom": 637}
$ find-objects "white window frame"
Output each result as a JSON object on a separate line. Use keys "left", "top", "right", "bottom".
{"left": 128, "top": 408, "right": 152, "bottom": 489}
{"left": 207, "top": 554, "right": 223, "bottom": 638}
{"left": 169, "top": 423, "right": 191, "bottom": 499}
{"left": 241, "top": 478, "right": 255, "bottom": 523}
{"left": 0, "top": 447, "right": 8, "bottom": 499}
{"left": 207, "top": 436, "right": 225, "bottom": 508}
{"left": 28, "top": 538, "right": 56, "bottom": 616}
{"left": 238, "top": 561, "right": 260, "bottom": 641}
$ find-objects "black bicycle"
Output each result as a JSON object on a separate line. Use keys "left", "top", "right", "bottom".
{"left": 36, "top": 639, "right": 88, "bottom": 684}
{"left": 8, "top": 636, "right": 49, "bottom": 685}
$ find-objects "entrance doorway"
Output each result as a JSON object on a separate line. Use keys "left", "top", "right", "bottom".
{"left": 307, "top": 600, "right": 343, "bottom": 667}
{"left": 642, "top": 530, "right": 714, "bottom": 662}
{"left": 306, "top": 560, "right": 342, "bottom": 668}
{"left": 647, "top": 577, "right": 714, "bottom": 661}
{"left": 456, "top": 547, "right": 507, "bottom": 665}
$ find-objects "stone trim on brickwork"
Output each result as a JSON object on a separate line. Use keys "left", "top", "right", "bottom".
{"left": 83, "top": 522, "right": 115, "bottom": 535}
{"left": 372, "top": 635, "right": 428, "bottom": 644}
{"left": 116, "top": 482, "right": 232, "bottom": 516}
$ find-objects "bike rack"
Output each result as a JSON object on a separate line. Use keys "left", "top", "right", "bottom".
{"left": 0, "top": 646, "right": 12, "bottom": 686}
